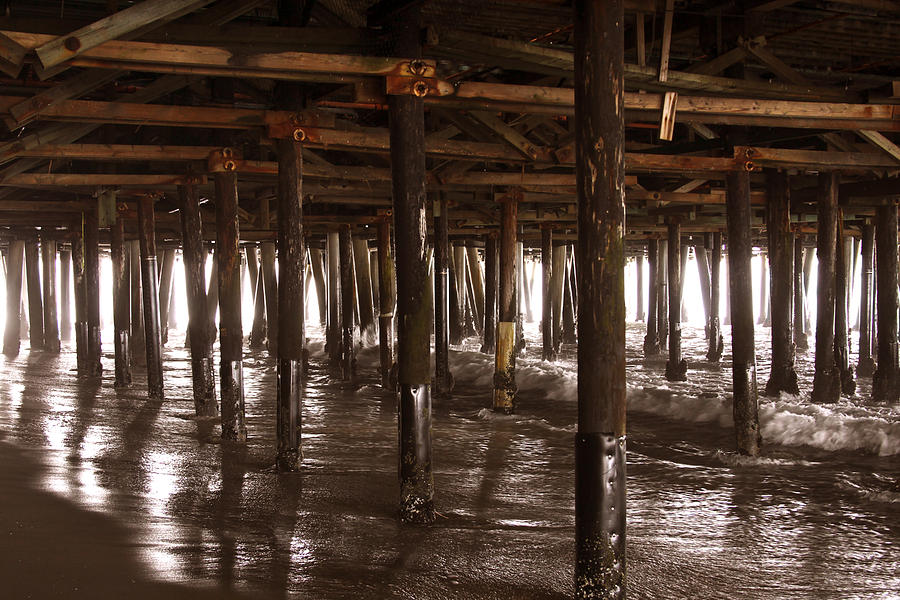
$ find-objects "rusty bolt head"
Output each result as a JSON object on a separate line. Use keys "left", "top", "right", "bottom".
{"left": 223, "top": 160, "right": 237, "bottom": 172}
{"left": 64, "top": 36, "right": 81, "bottom": 52}
{"left": 744, "top": 161, "right": 755, "bottom": 172}
{"left": 413, "top": 81, "right": 429, "bottom": 97}
{"left": 293, "top": 128, "right": 306, "bottom": 142}
{"left": 409, "top": 59, "right": 428, "bottom": 76}
{"left": 221, "top": 147, "right": 234, "bottom": 158}
{"left": 744, "top": 148, "right": 755, "bottom": 158}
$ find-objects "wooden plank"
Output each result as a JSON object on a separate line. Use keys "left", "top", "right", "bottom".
{"left": 7, "top": 70, "right": 123, "bottom": 129}
{"left": 857, "top": 130, "right": 900, "bottom": 163}
{"left": 658, "top": 0, "right": 674, "bottom": 82}
{"left": 14, "top": 143, "right": 217, "bottom": 161}
{"left": 0, "top": 31, "right": 27, "bottom": 77}
{"left": 469, "top": 111, "right": 543, "bottom": 160}
{"left": 685, "top": 46, "right": 747, "bottom": 76}
{"left": 740, "top": 36, "right": 811, "bottom": 86}
{"left": 736, "top": 145, "right": 900, "bottom": 170}
{"left": 34, "top": 0, "right": 215, "bottom": 70}
{"left": 0, "top": 173, "right": 205, "bottom": 186}
{"left": 659, "top": 91, "right": 677, "bottom": 141}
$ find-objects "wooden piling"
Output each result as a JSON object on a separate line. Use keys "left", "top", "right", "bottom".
{"left": 757, "top": 252, "right": 768, "bottom": 326}
{"left": 59, "top": 247, "right": 71, "bottom": 342}
{"left": 726, "top": 170, "right": 761, "bottom": 456}
{"left": 794, "top": 238, "right": 809, "bottom": 352}
{"left": 111, "top": 217, "right": 131, "bottom": 387}
{"left": 276, "top": 137, "right": 304, "bottom": 470}
{"left": 389, "top": 7, "right": 434, "bottom": 522}
{"left": 636, "top": 254, "right": 645, "bottom": 322}
{"left": 493, "top": 198, "right": 518, "bottom": 414}
{"left": 551, "top": 243, "right": 566, "bottom": 352}
{"left": 138, "top": 196, "right": 163, "bottom": 399}
{"left": 448, "top": 245, "right": 463, "bottom": 345}
{"left": 73, "top": 231, "right": 87, "bottom": 372}
{"left": 205, "top": 252, "right": 218, "bottom": 343}
{"left": 764, "top": 171, "right": 798, "bottom": 396}
{"left": 658, "top": 240, "right": 668, "bottom": 348}
{"left": 872, "top": 201, "right": 899, "bottom": 403}
{"left": 562, "top": 246, "right": 577, "bottom": 345}
{"left": 326, "top": 232, "right": 341, "bottom": 366}
{"left": 215, "top": 171, "right": 246, "bottom": 440}
{"left": 453, "top": 244, "right": 468, "bottom": 339}
{"left": 128, "top": 239, "right": 145, "bottom": 365}
{"left": 310, "top": 247, "right": 327, "bottom": 326}
{"left": 665, "top": 221, "right": 687, "bottom": 381}
{"left": 573, "top": 0, "right": 627, "bottom": 593}
{"left": 834, "top": 228, "right": 855, "bottom": 395}
{"left": 178, "top": 182, "right": 217, "bottom": 417}
{"left": 706, "top": 232, "right": 724, "bottom": 362}
{"left": 158, "top": 249, "right": 175, "bottom": 345}
{"left": 24, "top": 239, "right": 44, "bottom": 351}
{"left": 541, "top": 227, "right": 555, "bottom": 360}
{"left": 467, "top": 245, "right": 485, "bottom": 334}
{"left": 643, "top": 238, "right": 660, "bottom": 356}
{"left": 3, "top": 240, "right": 24, "bottom": 356}
{"left": 247, "top": 245, "right": 267, "bottom": 348}
{"left": 857, "top": 223, "right": 875, "bottom": 376}
{"left": 433, "top": 194, "right": 451, "bottom": 397}
{"left": 339, "top": 225, "right": 355, "bottom": 380}
{"left": 811, "top": 173, "right": 841, "bottom": 404}
{"left": 482, "top": 233, "right": 498, "bottom": 354}
{"left": 376, "top": 220, "right": 394, "bottom": 388}
{"left": 353, "top": 236, "right": 375, "bottom": 342}
{"left": 41, "top": 238, "right": 60, "bottom": 353}
{"left": 695, "top": 243, "right": 711, "bottom": 338}
{"left": 84, "top": 209, "right": 102, "bottom": 375}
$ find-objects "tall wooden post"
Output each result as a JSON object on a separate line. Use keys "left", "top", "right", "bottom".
{"left": 73, "top": 231, "right": 87, "bottom": 372}
{"left": 562, "top": 246, "right": 577, "bottom": 345}
{"left": 376, "top": 220, "right": 394, "bottom": 388}
{"left": 541, "top": 227, "right": 555, "bottom": 360}
{"left": 215, "top": 171, "right": 246, "bottom": 440}
{"left": 388, "top": 4, "right": 434, "bottom": 523}
{"left": 482, "top": 233, "right": 498, "bottom": 354}
{"left": 111, "top": 217, "right": 131, "bottom": 387}
{"left": 726, "top": 170, "right": 761, "bottom": 456}
{"left": 128, "top": 239, "right": 145, "bottom": 365}
{"left": 794, "top": 238, "right": 809, "bottom": 352}
{"left": 247, "top": 246, "right": 267, "bottom": 348}
{"left": 24, "top": 239, "right": 44, "bottom": 351}
{"left": 757, "top": 252, "right": 768, "bottom": 325}
{"left": 84, "top": 209, "right": 102, "bottom": 375}
{"left": 467, "top": 245, "right": 485, "bottom": 334}
{"left": 764, "top": 171, "right": 799, "bottom": 396}
{"left": 310, "top": 247, "right": 327, "bottom": 326}
{"left": 179, "top": 182, "right": 217, "bottom": 416}
{"left": 811, "top": 173, "right": 841, "bottom": 404}
{"left": 448, "top": 247, "right": 463, "bottom": 345}
{"left": 158, "top": 249, "right": 176, "bottom": 345}
{"left": 858, "top": 222, "right": 875, "bottom": 376}
{"left": 835, "top": 227, "right": 855, "bottom": 395}
{"left": 259, "top": 195, "right": 278, "bottom": 357}
{"left": 353, "top": 236, "right": 376, "bottom": 342}
{"left": 339, "top": 225, "right": 354, "bottom": 380}
{"left": 574, "top": 0, "right": 627, "bottom": 593}
{"left": 516, "top": 241, "right": 527, "bottom": 349}
{"left": 707, "top": 232, "right": 724, "bottom": 362}
{"left": 276, "top": 137, "right": 304, "bottom": 471}
{"left": 453, "top": 244, "right": 468, "bottom": 338}
{"left": 665, "top": 221, "right": 687, "bottom": 381}
{"left": 695, "top": 243, "right": 711, "bottom": 338}
{"left": 643, "top": 238, "right": 660, "bottom": 356}
{"left": 433, "top": 194, "right": 451, "bottom": 397}
{"left": 551, "top": 243, "right": 566, "bottom": 352}
{"left": 636, "top": 254, "right": 645, "bottom": 322}
{"left": 3, "top": 240, "right": 24, "bottom": 356}
{"left": 493, "top": 198, "right": 518, "bottom": 414}
{"left": 138, "top": 196, "right": 163, "bottom": 399}
{"left": 657, "top": 241, "right": 668, "bottom": 348}
{"left": 326, "top": 231, "right": 341, "bottom": 366}
{"left": 59, "top": 247, "right": 71, "bottom": 342}
{"left": 872, "top": 201, "right": 899, "bottom": 403}
{"left": 41, "top": 238, "right": 60, "bottom": 353}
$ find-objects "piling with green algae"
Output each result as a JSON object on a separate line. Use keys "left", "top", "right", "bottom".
{"left": 178, "top": 181, "right": 217, "bottom": 417}
{"left": 387, "top": 2, "right": 434, "bottom": 525}
{"left": 726, "top": 170, "right": 761, "bottom": 456}
{"left": 275, "top": 137, "right": 305, "bottom": 471}
{"left": 573, "top": 0, "right": 627, "bottom": 595}
{"left": 493, "top": 198, "right": 518, "bottom": 414}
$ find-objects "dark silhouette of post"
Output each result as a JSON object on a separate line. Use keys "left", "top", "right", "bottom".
{"left": 41, "top": 238, "right": 60, "bottom": 353}
{"left": 24, "top": 239, "right": 44, "bottom": 351}
{"left": 138, "top": 196, "right": 163, "bottom": 399}
{"left": 3, "top": 240, "right": 24, "bottom": 356}
{"left": 665, "top": 221, "right": 687, "bottom": 381}
{"left": 433, "top": 194, "right": 451, "bottom": 397}
{"left": 872, "top": 201, "right": 899, "bottom": 403}
{"left": 811, "top": 173, "right": 841, "bottom": 404}
{"left": 707, "top": 232, "right": 724, "bottom": 362}
{"left": 111, "top": 217, "right": 131, "bottom": 387}
{"left": 857, "top": 222, "right": 875, "bottom": 376}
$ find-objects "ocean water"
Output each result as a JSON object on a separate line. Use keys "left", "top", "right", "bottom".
{"left": 0, "top": 320, "right": 897, "bottom": 599}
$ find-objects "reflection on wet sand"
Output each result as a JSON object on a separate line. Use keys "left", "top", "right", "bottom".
{"left": 0, "top": 323, "right": 897, "bottom": 599}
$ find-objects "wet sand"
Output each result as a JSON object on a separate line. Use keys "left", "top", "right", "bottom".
{"left": 0, "top": 324, "right": 898, "bottom": 599}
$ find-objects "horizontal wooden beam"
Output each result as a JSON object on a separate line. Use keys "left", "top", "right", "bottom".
{"left": 736, "top": 145, "right": 900, "bottom": 170}
{"left": 0, "top": 173, "right": 205, "bottom": 187}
